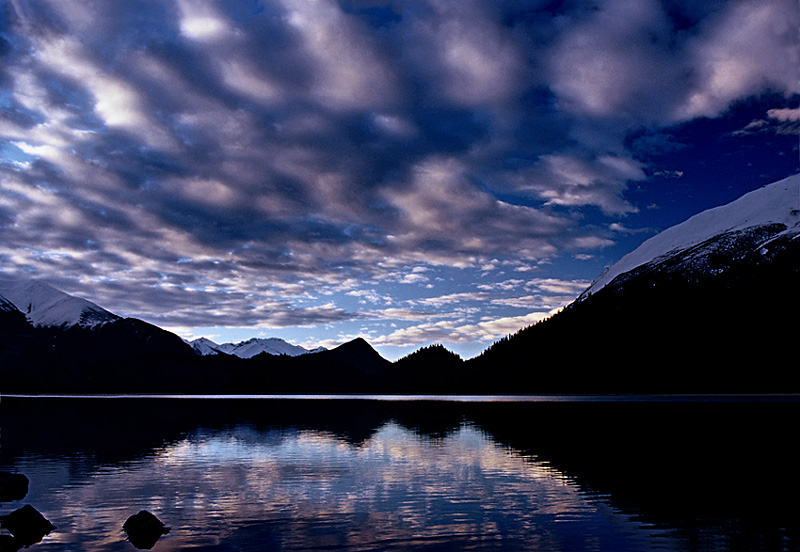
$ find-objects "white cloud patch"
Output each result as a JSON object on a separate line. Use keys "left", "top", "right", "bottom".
{"left": 178, "top": 0, "right": 232, "bottom": 41}
{"left": 549, "top": 0, "right": 680, "bottom": 119}
{"left": 514, "top": 154, "right": 646, "bottom": 215}
{"left": 404, "top": 0, "right": 527, "bottom": 107}
{"left": 676, "top": 0, "right": 800, "bottom": 121}
{"left": 281, "top": 0, "right": 401, "bottom": 111}
{"left": 768, "top": 107, "right": 800, "bottom": 122}
{"left": 374, "top": 310, "right": 554, "bottom": 348}
{"left": 385, "top": 156, "right": 572, "bottom": 258}
{"left": 732, "top": 105, "right": 800, "bottom": 137}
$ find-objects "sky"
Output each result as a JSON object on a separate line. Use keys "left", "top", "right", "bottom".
{"left": 0, "top": 0, "right": 798, "bottom": 361}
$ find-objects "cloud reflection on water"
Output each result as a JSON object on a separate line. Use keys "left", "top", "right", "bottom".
{"left": 12, "top": 421, "right": 672, "bottom": 551}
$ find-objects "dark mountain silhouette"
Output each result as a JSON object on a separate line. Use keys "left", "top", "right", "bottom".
{"left": 0, "top": 299, "right": 36, "bottom": 370}
{"left": 391, "top": 344, "right": 466, "bottom": 393}
{"left": 467, "top": 175, "right": 800, "bottom": 394}
{"left": 467, "top": 226, "right": 798, "bottom": 393}
{"left": 222, "top": 337, "right": 393, "bottom": 394}
{"left": 0, "top": 316, "right": 197, "bottom": 394}
{"left": 315, "top": 337, "right": 391, "bottom": 375}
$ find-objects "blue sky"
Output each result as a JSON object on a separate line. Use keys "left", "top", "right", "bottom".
{"left": 1, "top": 0, "right": 798, "bottom": 360}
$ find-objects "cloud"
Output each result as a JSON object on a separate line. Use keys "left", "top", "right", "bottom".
{"left": 373, "top": 310, "right": 553, "bottom": 348}
{"left": 0, "top": 0, "right": 797, "bottom": 347}
{"left": 675, "top": 0, "right": 800, "bottom": 122}
{"left": 731, "top": 106, "right": 800, "bottom": 137}
{"left": 383, "top": 156, "right": 574, "bottom": 259}
{"left": 548, "top": 0, "right": 682, "bottom": 120}
{"left": 280, "top": 0, "right": 403, "bottom": 111}
{"left": 546, "top": 0, "right": 800, "bottom": 127}
{"left": 368, "top": 275, "right": 588, "bottom": 349}
{"left": 177, "top": 0, "right": 232, "bottom": 41}
{"left": 510, "top": 154, "right": 647, "bottom": 215}
{"left": 768, "top": 107, "right": 800, "bottom": 123}
{"left": 417, "top": 292, "right": 490, "bottom": 307}
{"left": 399, "top": 0, "right": 528, "bottom": 108}
{"left": 525, "top": 278, "right": 590, "bottom": 296}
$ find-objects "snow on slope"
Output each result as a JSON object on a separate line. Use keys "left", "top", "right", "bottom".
{"left": 0, "top": 278, "right": 119, "bottom": 328}
{"left": 188, "top": 337, "right": 222, "bottom": 356}
{"left": 0, "top": 294, "right": 19, "bottom": 314}
{"left": 190, "top": 337, "right": 324, "bottom": 358}
{"left": 580, "top": 173, "right": 800, "bottom": 299}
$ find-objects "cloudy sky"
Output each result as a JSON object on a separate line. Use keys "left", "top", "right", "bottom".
{"left": 1, "top": 0, "right": 798, "bottom": 360}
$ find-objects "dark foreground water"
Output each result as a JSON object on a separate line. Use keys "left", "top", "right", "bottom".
{"left": 0, "top": 396, "right": 798, "bottom": 551}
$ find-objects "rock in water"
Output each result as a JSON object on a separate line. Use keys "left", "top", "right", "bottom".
{"left": 123, "top": 510, "right": 170, "bottom": 549}
{"left": 0, "top": 505, "right": 56, "bottom": 546}
{"left": 0, "top": 473, "right": 28, "bottom": 502}
{"left": 0, "top": 534, "right": 22, "bottom": 552}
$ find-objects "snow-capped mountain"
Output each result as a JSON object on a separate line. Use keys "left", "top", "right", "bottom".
{"left": 469, "top": 173, "right": 799, "bottom": 393}
{"left": 189, "top": 337, "right": 325, "bottom": 358}
{"left": 188, "top": 337, "right": 223, "bottom": 356}
{"left": 0, "top": 278, "right": 119, "bottom": 329}
{"left": 579, "top": 173, "right": 800, "bottom": 299}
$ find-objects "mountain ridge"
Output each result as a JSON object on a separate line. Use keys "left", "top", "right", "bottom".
{"left": 580, "top": 173, "right": 799, "bottom": 299}
{"left": 0, "top": 279, "right": 119, "bottom": 329}
{"left": 468, "top": 174, "right": 799, "bottom": 393}
{"left": 189, "top": 336, "right": 326, "bottom": 358}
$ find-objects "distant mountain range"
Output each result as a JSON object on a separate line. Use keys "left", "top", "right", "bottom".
{"left": 1, "top": 174, "right": 798, "bottom": 394}
{"left": 187, "top": 337, "right": 326, "bottom": 358}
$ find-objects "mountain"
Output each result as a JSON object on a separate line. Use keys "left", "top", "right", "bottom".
{"left": 391, "top": 344, "right": 466, "bottom": 393}
{"left": 190, "top": 337, "right": 325, "bottom": 358}
{"left": 580, "top": 173, "right": 800, "bottom": 299}
{"left": 192, "top": 337, "right": 393, "bottom": 394}
{"left": 1, "top": 293, "right": 19, "bottom": 314}
{"left": 313, "top": 337, "right": 391, "bottom": 375}
{"left": 0, "top": 279, "right": 118, "bottom": 329}
{"left": 469, "top": 173, "right": 800, "bottom": 393}
{"left": 0, "top": 277, "right": 385, "bottom": 393}
{"left": 188, "top": 337, "right": 224, "bottom": 356}
{"left": 0, "top": 278, "right": 196, "bottom": 393}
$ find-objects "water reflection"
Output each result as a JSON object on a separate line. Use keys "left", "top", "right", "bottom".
{"left": 3, "top": 424, "right": 669, "bottom": 550}
{"left": 0, "top": 397, "right": 798, "bottom": 551}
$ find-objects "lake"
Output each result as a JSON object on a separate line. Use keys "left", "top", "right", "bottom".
{"left": 1, "top": 396, "right": 798, "bottom": 551}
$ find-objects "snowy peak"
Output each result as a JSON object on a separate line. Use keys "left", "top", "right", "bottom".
{"left": 188, "top": 337, "right": 223, "bottom": 356}
{"left": 0, "top": 278, "right": 119, "bottom": 329}
{"left": 190, "top": 337, "right": 325, "bottom": 358}
{"left": 580, "top": 173, "right": 800, "bottom": 299}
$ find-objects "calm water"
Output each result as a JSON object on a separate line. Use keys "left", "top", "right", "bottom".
{"left": 0, "top": 396, "right": 798, "bottom": 551}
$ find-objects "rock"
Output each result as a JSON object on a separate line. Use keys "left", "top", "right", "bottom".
{"left": 0, "top": 535, "right": 22, "bottom": 552}
{"left": 123, "top": 510, "right": 170, "bottom": 550}
{"left": 0, "top": 505, "right": 56, "bottom": 547}
{"left": 0, "top": 473, "right": 28, "bottom": 502}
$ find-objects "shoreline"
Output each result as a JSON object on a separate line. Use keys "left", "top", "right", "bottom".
{"left": 3, "top": 393, "right": 800, "bottom": 403}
